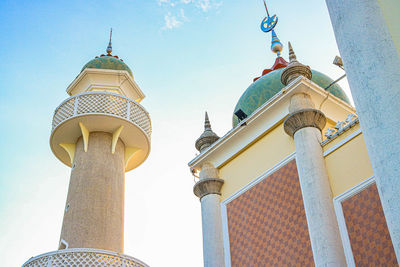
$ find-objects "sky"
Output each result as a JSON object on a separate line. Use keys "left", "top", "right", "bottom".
{"left": 0, "top": 0, "right": 354, "bottom": 266}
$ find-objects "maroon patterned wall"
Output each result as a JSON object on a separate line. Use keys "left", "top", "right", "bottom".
{"left": 226, "top": 160, "right": 314, "bottom": 266}
{"left": 342, "top": 183, "right": 398, "bottom": 266}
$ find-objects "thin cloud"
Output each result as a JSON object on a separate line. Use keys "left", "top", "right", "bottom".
{"left": 196, "top": 0, "right": 211, "bottom": 12}
{"left": 159, "top": 0, "right": 222, "bottom": 30}
{"left": 158, "top": 0, "right": 222, "bottom": 12}
{"left": 163, "top": 12, "right": 183, "bottom": 29}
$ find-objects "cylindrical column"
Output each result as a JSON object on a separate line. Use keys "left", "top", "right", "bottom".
{"left": 59, "top": 132, "right": 125, "bottom": 253}
{"left": 194, "top": 162, "right": 225, "bottom": 267}
{"left": 284, "top": 93, "right": 346, "bottom": 266}
{"left": 326, "top": 0, "right": 400, "bottom": 259}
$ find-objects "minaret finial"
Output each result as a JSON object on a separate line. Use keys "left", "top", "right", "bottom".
{"left": 195, "top": 112, "right": 219, "bottom": 152}
{"left": 288, "top": 42, "right": 297, "bottom": 62}
{"left": 106, "top": 28, "right": 112, "bottom": 56}
{"left": 205, "top": 111, "right": 211, "bottom": 130}
{"left": 260, "top": 1, "right": 282, "bottom": 57}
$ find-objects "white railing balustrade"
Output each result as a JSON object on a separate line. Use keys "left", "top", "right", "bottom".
{"left": 52, "top": 92, "right": 151, "bottom": 138}
{"left": 22, "top": 248, "right": 149, "bottom": 267}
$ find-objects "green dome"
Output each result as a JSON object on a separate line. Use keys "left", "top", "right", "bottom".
{"left": 233, "top": 68, "right": 350, "bottom": 127}
{"left": 82, "top": 56, "right": 133, "bottom": 77}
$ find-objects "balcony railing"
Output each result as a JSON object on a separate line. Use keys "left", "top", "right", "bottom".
{"left": 22, "top": 248, "right": 149, "bottom": 267}
{"left": 52, "top": 91, "right": 151, "bottom": 138}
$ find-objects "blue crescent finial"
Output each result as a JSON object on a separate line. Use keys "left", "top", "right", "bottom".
{"left": 261, "top": 15, "right": 278, "bottom": 32}
{"left": 260, "top": 0, "right": 278, "bottom": 32}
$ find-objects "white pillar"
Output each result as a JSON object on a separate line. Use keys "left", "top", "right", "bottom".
{"left": 284, "top": 93, "right": 346, "bottom": 266}
{"left": 326, "top": 0, "right": 400, "bottom": 259}
{"left": 194, "top": 162, "right": 225, "bottom": 267}
{"left": 201, "top": 194, "right": 225, "bottom": 267}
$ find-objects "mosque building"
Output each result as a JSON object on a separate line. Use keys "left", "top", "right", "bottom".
{"left": 19, "top": 0, "right": 399, "bottom": 266}
{"left": 22, "top": 32, "right": 151, "bottom": 266}
{"left": 189, "top": 1, "right": 400, "bottom": 266}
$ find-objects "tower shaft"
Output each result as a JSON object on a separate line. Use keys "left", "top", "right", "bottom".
{"left": 59, "top": 132, "right": 125, "bottom": 253}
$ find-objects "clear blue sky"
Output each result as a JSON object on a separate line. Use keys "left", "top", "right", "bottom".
{"left": 0, "top": 0, "right": 352, "bottom": 266}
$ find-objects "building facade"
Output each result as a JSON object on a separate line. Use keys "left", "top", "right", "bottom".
{"left": 189, "top": 1, "right": 400, "bottom": 266}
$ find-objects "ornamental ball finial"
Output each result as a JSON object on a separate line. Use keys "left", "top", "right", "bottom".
{"left": 271, "top": 30, "right": 283, "bottom": 57}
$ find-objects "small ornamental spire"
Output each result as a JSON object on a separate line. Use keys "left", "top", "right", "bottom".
{"left": 288, "top": 42, "right": 297, "bottom": 62}
{"left": 106, "top": 28, "right": 112, "bottom": 56}
{"left": 195, "top": 112, "right": 220, "bottom": 153}
{"left": 281, "top": 42, "right": 312, "bottom": 85}
{"left": 204, "top": 111, "right": 211, "bottom": 130}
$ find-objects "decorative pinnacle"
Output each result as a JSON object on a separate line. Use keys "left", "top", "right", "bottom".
{"left": 271, "top": 30, "right": 283, "bottom": 57}
{"left": 281, "top": 41, "right": 312, "bottom": 85}
{"left": 195, "top": 112, "right": 220, "bottom": 153}
{"left": 205, "top": 112, "right": 211, "bottom": 130}
{"left": 288, "top": 42, "right": 297, "bottom": 62}
{"left": 106, "top": 28, "right": 112, "bottom": 56}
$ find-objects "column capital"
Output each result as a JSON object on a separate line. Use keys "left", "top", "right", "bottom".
{"left": 193, "top": 178, "right": 224, "bottom": 200}
{"left": 284, "top": 108, "right": 326, "bottom": 137}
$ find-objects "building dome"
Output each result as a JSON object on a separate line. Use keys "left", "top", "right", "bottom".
{"left": 81, "top": 56, "right": 133, "bottom": 77}
{"left": 232, "top": 68, "right": 350, "bottom": 126}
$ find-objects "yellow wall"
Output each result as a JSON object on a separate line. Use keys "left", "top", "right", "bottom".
{"left": 324, "top": 125, "right": 374, "bottom": 197}
{"left": 219, "top": 119, "right": 373, "bottom": 201}
{"left": 378, "top": 0, "right": 400, "bottom": 56}
{"left": 219, "top": 123, "right": 295, "bottom": 200}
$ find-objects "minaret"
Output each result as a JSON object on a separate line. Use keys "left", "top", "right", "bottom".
{"left": 23, "top": 32, "right": 150, "bottom": 266}
{"left": 193, "top": 112, "right": 225, "bottom": 267}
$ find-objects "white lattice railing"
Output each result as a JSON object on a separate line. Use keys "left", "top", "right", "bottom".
{"left": 52, "top": 92, "right": 151, "bottom": 138}
{"left": 22, "top": 248, "right": 149, "bottom": 267}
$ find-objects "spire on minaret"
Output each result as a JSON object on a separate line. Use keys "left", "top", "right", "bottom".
{"left": 281, "top": 41, "right": 312, "bottom": 85}
{"left": 204, "top": 111, "right": 211, "bottom": 130}
{"left": 195, "top": 112, "right": 220, "bottom": 153}
{"left": 106, "top": 28, "right": 112, "bottom": 56}
{"left": 288, "top": 41, "right": 297, "bottom": 62}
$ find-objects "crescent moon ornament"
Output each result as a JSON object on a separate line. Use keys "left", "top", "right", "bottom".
{"left": 261, "top": 14, "right": 278, "bottom": 32}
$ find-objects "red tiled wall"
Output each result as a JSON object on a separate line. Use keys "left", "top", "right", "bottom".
{"left": 342, "top": 183, "right": 398, "bottom": 266}
{"left": 226, "top": 160, "right": 314, "bottom": 266}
